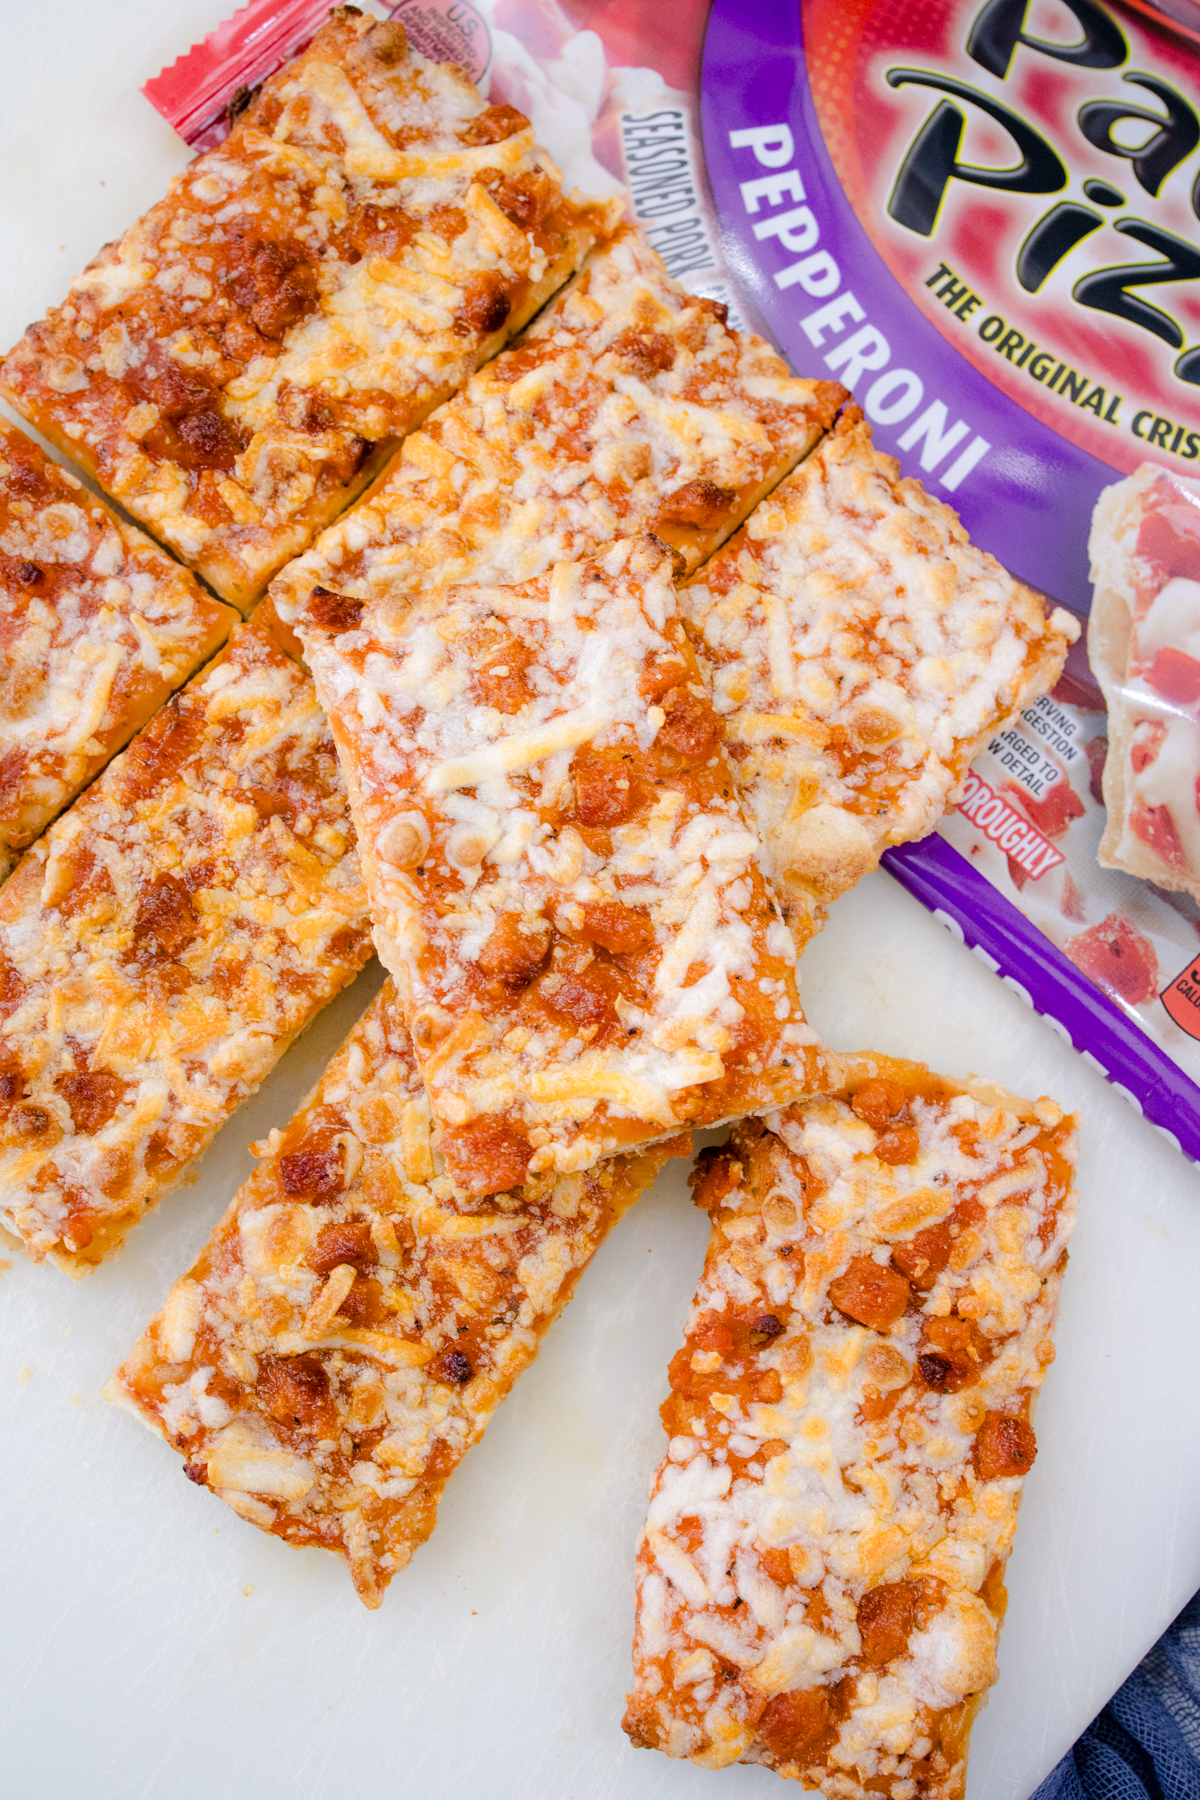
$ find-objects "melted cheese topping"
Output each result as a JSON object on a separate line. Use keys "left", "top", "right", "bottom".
{"left": 0, "top": 418, "right": 233, "bottom": 871}
{"left": 270, "top": 225, "right": 843, "bottom": 623}
{"left": 684, "top": 412, "right": 1079, "bottom": 949}
{"left": 624, "top": 1060, "right": 1078, "bottom": 1796}
{"left": 107, "top": 978, "right": 685, "bottom": 1607}
{"left": 301, "top": 536, "right": 829, "bottom": 1196}
{"left": 0, "top": 616, "right": 371, "bottom": 1272}
{"left": 0, "top": 9, "right": 616, "bottom": 611}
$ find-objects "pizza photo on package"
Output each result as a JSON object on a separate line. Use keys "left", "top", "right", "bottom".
{"left": 931, "top": 456, "right": 1200, "bottom": 1082}
{"left": 1090, "top": 465, "right": 1200, "bottom": 900}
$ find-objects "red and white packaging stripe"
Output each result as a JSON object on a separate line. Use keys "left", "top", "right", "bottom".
{"left": 142, "top": 0, "right": 343, "bottom": 146}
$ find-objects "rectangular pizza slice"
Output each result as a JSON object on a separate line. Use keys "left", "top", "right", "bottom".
{"left": 683, "top": 409, "right": 1079, "bottom": 951}
{"left": 623, "top": 1058, "right": 1079, "bottom": 1796}
{"left": 299, "top": 535, "right": 831, "bottom": 1199}
{"left": 0, "top": 8, "right": 617, "bottom": 612}
{"left": 268, "top": 225, "right": 845, "bottom": 625}
{"left": 106, "top": 978, "right": 687, "bottom": 1609}
{"left": 0, "top": 612, "right": 372, "bottom": 1273}
{"left": 1088, "top": 462, "right": 1200, "bottom": 899}
{"left": 0, "top": 417, "right": 234, "bottom": 878}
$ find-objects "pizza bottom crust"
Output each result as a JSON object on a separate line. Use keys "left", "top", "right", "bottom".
{"left": 304, "top": 536, "right": 833, "bottom": 1198}
{"left": 267, "top": 225, "right": 845, "bottom": 642}
{"left": 686, "top": 411, "right": 1079, "bottom": 949}
{"left": 0, "top": 417, "right": 236, "bottom": 863}
{"left": 0, "top": 612, "right": 372, "bottom": 1274}
{"left": 107, "top": 979, "right": 688, "bottom": 1606}
{"left": 623, "top": 1055, "right": 1078, "bottom": 1797}
{"left": 187, "top": 229, "right": 611, "bottom": 613}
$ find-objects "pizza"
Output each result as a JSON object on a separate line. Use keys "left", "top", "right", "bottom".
{"left": 623, "top": 1059, "right": 1078, "bottom": 1795}
{"left": 0, "top": 417, "right": 233, "bottom": 878}
{"left": 268, "top": 224, "right": 844, "bottom": 626}
{"left": 683, "top": 410, "right": 1080, "bottom": 949}
{"left": 1089, "top": 462, "right": 1200, "bottom": 901}
{"left": 0, "top": 613, "right": 372, "bottom": 1273}
{"left": 0, "top": 8, "right": 617, "bottom": 613}
{"left": 106, "top": 978, "right": 688, "bottom": 1608}
{"left": 297, "top": 536, "right": 831, "bottom": 1199}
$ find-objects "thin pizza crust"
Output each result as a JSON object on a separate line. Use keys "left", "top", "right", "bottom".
{"left": 684, "top": 410, "right": 1079, "bottom": 949}
{"left": 0, "top": 417, "right": 234, "bottom": 876}
{"left": 0, "top": 613, "right": 372, "bottom": 1273}
{"left": 0, "top": 8, "right": 617, "bottom": 612}
{"left": 298, "top": 536, "right": 831, "bottom": 1198}
{"left": 624, "top": 1058, "right": 1078, "bottom": 1795}
{"left": 1088, "top": 462, "right": 1200, "bottom": 902}
{"left": 268, "top": 225, "right": 845, "bottom": 625}
{"left": 106, "top": 978, "right": 687, "bottom": 1608}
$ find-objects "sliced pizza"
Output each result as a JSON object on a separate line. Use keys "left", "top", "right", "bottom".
{"left": 1089, "top": 462, "right": 1200, "bottom": 900}
{"left": 268, "top": 225, "right": 844, "bottom": 625}
{"left": 106, "top": 978, "right": 687, "bottom": 1608}
{"left": 0, "top": 613, "right": 372, "bottom": 1273}
{"left": 683, "top": 410, "right": 1079, "bottom": 949}
{"left": 299, "top": 536, "right": 831, "bottom": 1199}
{"left": 0, "top": 8, "right": 617, "bottom": 612}
{"left": 623, "top": 1058, "right": 1078, "bottom": 1796}
{"left": 0, "top": 417, "right": 234, "bottom": 878}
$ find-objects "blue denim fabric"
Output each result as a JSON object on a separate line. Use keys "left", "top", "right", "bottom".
{"left": 1032, "top": 1591, "right": 1200, "bottom": 1800}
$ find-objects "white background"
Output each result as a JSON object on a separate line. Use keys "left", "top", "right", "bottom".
{"left": 3, "top": 5, "right": 1200, "bottom": 1798}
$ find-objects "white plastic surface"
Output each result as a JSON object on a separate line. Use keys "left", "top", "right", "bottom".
{"left": 3, "top": 7, "right": 1200, "bottom": 1797}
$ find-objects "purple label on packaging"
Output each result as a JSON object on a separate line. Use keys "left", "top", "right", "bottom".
{"left": 884, "top": 836, "right": 1200, "bottom": 1160}
{"left": 700, "top": 0, "right": 1119, "bottom": 614}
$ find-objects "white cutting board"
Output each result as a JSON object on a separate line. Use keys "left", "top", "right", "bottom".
{"left": 3, "top": 7, "right": 1200, "bottom": 1797}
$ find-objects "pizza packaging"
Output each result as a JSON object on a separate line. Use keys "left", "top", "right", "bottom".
{"left": 143, "top": 0, "right": 1200, "bottom": 1163}
{"left": 143, "top": 0, "right": 337, "bottom": 148}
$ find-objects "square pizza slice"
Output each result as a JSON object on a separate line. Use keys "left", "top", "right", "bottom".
{"left": 0, "top": 612, "right": 372, "bottom": 1273}
{"left": 1088, "top": 462, "right": 1200, "bottom": 900}
{"left": 300, "top": 536, "right": 831, "bottom": 1199}
{"left": 683, "top": 410, "right": 1079, "bottom": 950}
{"left": 0, "top": 8, "right": 617, "bottom": 613}
{"left": 106, "top": 978, "right": 687, "bottom": 1608}
{"left": 0, "top": 417, "right": 234, "bottom": 878}
{"left": 268, "top": 225, "right": 845, "bottom": 625}
{"left": 623, "top": 1059, "right": 1078, "bottom": 1796}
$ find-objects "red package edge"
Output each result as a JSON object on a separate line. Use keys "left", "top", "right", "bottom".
{"left": 143, "top": 0, "right": 342, "bottom": 148}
